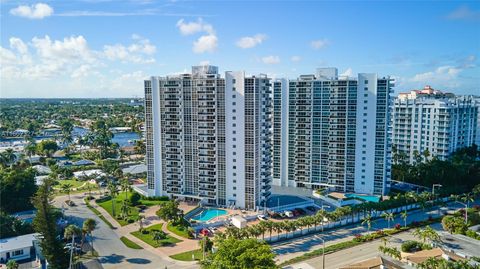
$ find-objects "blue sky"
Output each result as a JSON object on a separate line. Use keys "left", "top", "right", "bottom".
{"left": 1, "top": 0, "right": 479, "bottom": 98}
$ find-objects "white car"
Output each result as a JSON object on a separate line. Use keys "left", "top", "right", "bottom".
{"left": 257, "top": 214, "right": 268, "bottom": 221}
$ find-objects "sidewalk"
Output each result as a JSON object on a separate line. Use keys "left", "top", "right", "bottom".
{"left": 90, "top": 198, "right": 200, "bottom": 259}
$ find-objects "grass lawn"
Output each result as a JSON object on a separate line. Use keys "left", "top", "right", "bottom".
{"left": 84, "top": 198, "right": 115, "bottom": 229}
{"left": 170, "top": 249, "right": 204, "bottom": 261}
{"left": 120, "top": 236, "right": 143, "bottom": 249}
{"left": 131, "top": 223, "right": 181, "bottom": 247}
{"left": 96, "top": 197, "right": 140, "bottom": 226}
{"left": 167, "top": 222, "right": 192, "bottom": 239}
{"left": 56, "top": 178, "right": 96, "bottom": 189}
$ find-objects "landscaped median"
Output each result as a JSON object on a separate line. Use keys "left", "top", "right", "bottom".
{"left": 84, "top": 197, "right": 115, "bottom": 229}
{"left": 131, "top": 223, "right": 182, "bottom": 247}
{"left": 120, "top": 236, "right": 143, "bottom": 249}
{"left": 170, "top": 249, "right": 203, "bottom": 261}
{"left": 278, "top": 217, "right": 442, "bottom": 267}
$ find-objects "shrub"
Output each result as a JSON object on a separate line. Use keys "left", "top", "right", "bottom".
{"left": 127, "top": 218, "right": 135, "bottom": 224}
{"left": 465, "top": 229, "right": 480, "bottom": 240}
{"left": 401, "top": 240, "right": 422, "bottom": 252}
{"left": 129, "top": 192, "right": 141, "bottom": 206}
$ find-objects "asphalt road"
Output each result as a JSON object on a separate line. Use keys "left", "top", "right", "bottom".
{"left": 285, "top": 223, "right": 443, "bottom": 269}
{"left": 54, "top": 194, "right": 198, "bottom": 269}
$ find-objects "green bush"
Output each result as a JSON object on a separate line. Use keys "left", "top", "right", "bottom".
{"left": 401, "top": 240, "right": 422, "bottom": 252}
{"left": 465, "top": 229, "right": 480, "bottom": 240}
{"left": 129, "top": 192, "right": 141, "bottom": 206}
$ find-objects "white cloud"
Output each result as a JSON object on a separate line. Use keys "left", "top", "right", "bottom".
{"left": 10, "top": 3, "right": 53, "bottom": 19}
{"left": 290, "top": 56, "right": 301, "bottom": 62}
{"left": 236, "top": 34, "right": 267, "bottom": 49}
{"left": 193, "top": 34, "right": 217, "bottom": 53}
{"left": 411, "top": 65, "right": 462, "bottom": 83}
{"left": 446, "top": 5, "right": 480, "bottom": 21}
{"left": 71, "top": 64, "right": 92, "bottom": 79}
{"left": 32, "top": 35, "right": 93, "bottom": 62}
{"left": 340, "top": 67, "right": 353, "bottom": 77}
{"left": 199, "top": 60, "right": 210, "bottom": 65}
{"left": 261, "top": 55, "right": 280, "bottom": 64}
{"left": 9, "top": 38, "right": 28, "bottom": 54}
{"left": 176, "top": 18, "right": 214, "bottom": 35}
{"left": 310, "top": 39, "right": 329, "bottom": 50}
{"left": 103, "top": 36, "right": 156, "bottom": 63}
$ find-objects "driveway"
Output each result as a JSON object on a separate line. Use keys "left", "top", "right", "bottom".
{"left": 54, "top": 194, "right": 198, "bottom": 269}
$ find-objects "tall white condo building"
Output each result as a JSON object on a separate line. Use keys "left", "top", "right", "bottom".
{"left": 392, "top": 86, "right": 478, "bottom": 163}
{"left": 272, "top": 68, "right": 393, "bottom": 195}
{"left": 144, "top": 66, "right": 272, "bottom": 210}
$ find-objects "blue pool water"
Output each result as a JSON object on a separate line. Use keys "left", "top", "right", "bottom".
{"left": 345, "top": 193, "right": 380, "bottom": 203}
{"left": 191, "top": 209, "right": 228, "bottom": 222}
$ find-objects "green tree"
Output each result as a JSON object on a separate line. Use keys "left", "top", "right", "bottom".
{"left": 64, "top": 224, "right": 82, "bottom": 241}
{"left": 441, "top": 215, "right": 467, "bottom": 234}
{"left": 6, "top": 260, "right": 18, "bottom": 269}
{"left": 134, "top": 140, "right": 146, "bottom": 155}
{"left": 36, "top": 140, "right": 58, "bottom": 158}
{"left": 0, "top": 210, "right": 34, "bottom": 239}
{"left": 201, "top": 238, "right": 277, "bottom": 269}
{"left": 107, "top": 181, "right": 118, "bottom": 217}
{"left": 413, "top": 226, "right": 440, "bottom": 245}
{"left": 156, "top": 200, "right": 181, "bottom": 224}
{"left": 0, "top": 168, "right": 37, "bottom": 213}
{"left": 362, "top": 213, "right": 373, "bottom": 232}
{"left": 400, "top": 210, "right": 408, "bottom": 228}
{"left": 83, "top": 218, "right": 97, "bottom": 255}
{"left": 153, "top": 230, "right": 167, "bottom": 246}
{"left": 381, "top": 212, "right": 395, "bottom": 229}
{"left": 61, "top": 183, "right": 73, "bottom": 201}
{"left": 129, "top": 192, "right": 141, "bottom": 206}
{"left": 32, "top": 178, "right": 69, "bottom": 269}
{"left": 199, "top": 236, "right": 213, "bottom": 260}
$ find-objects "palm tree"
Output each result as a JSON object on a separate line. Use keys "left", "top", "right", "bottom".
{"left": 400, "top": 210, "right": 408, "bottom": 228}
{"left": 120, "top": 177, "right": 131, "bottom": 201}
{"left": 83, "top": 218, "right": 97, "bottom": 255}
{"left": 64, "top": 224, "right": 82, "bottom": 241}
{"left": 317, "top": 209, "right": 327, "bottom": 232}
{"left": 274, "top": 222, "right": 284, "bottom": 241}
{"left": 6, "top": 260, "right": 18, "bottom": 269}
{"left": 61, "top": 183, "right": 74, "bottom": 201}
{"left": 362, "top": 213, "right": 373, "bottom": 232}
{"left": 381, "top": 212, "right": 395, "bottom": 229}
{"left": 413, "top": 226, "right": 440, "bottom": 245}
{"left": 462, "top": 192, "right": 474, "bottom": 210}
{"left": 153, "top": 231, "right": 166, "bottom": 246}
{"left": 265, "top": 220, "right": 274, "bottom": 241}
{"left": 120, "top": 200, "right": 130, "bottom": 219}
{"left": 107, "top": 181, "right": 118, "bottom": 217}
{"left": 2, "top": 149, "right": 16, "bottom": 167}
{"left": 138, "top": 214, "right": 145, "bottom": 232}
{"left": 287, "top": 221, "right": 297, "bottom": 238}
{"left": 24, "top": 141, "right": 37, "bottom": 158}
{"left": 257, "top": 221, "right": 267, "bottom": 240}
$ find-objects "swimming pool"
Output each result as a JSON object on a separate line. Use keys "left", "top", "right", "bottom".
{"left": 345, "top": 193, "right": 380, "bottom": 203}
{"left": 191, "top": 208, "right": 228, "bottom": 222}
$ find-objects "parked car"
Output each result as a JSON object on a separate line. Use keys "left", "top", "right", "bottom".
{"left": 284, "top": 211, "right": 294, "bottom": 218}
{"left": 306, "top": 206, "right": 317, "bottom": 212}
{"left": 257, "top": 214, "right": 268, "bottom": 221}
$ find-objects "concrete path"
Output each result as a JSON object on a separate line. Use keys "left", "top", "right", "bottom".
{"left": 54, "top": 194, "right": 199, "bottom": 269}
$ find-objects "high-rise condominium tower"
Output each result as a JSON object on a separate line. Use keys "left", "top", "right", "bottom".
{"left": 272, "top": 68, "right": 393, "bottom": 195}
{"left": 392, "top": 87, "right": 478, "bottom": 164}
{"left": 144, "top": 66, "right": 272, "bottom": 210}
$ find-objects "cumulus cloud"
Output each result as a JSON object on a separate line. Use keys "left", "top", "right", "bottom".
{"left": 177, "top": 18, "right": 218, "bottom": 54}
{"left": 310, "top": 39, "right": 329, "bottom": 50}
{"left": 236, "top": 34, "right": 267, "bottom": 49}
{"left": 176, "top": 18, "right": 214, "bottom": 35}
{"left": 446, "top": 5, "right": 480, "bottom": 21}
{"left": 290, "top": 56, "right": 301, "bottom": 62}
{"left": 1, "top": 34, "right": 158, "bottom": 81}
{"left": 193, "top": 34, "right": 218, "bottom": 53}
{"left": 411, "top": 66, "right": 462, "bottom": 83}
{"left": 261, "top": 55, "right": 280, "bottom": 64}
{"left": 10, "top": 3, "right": 53, "bottom": 19}
{"left": 340, "top": 67, "right": 354, "bottom": 77}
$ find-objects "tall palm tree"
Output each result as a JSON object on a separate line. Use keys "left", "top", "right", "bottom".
{"left": 107, "top": 181, "right": 118, "bottom": 217}
{"left": 257, "top": 221, "right": 267, "bottom": 240}
{"left": 317, "top": 209, "right": 327, "bottom": 232}
{"left": 83, "top": 218, "right": 97, "bottom": 255}
{"left": 381, "top": 212, "right": 395, "bottom": 229}
{"left": 274, "top": 222, "right": 284, "bottom": 241}
{"left": 400, "top": 210, "right": 408, "bottom": 228}
{"left": 138, "top": 214, "right": 145, "bottom": 231}
{"left": 265, "top": 220, "right": 274, "bottom": 241}
{"left": 2, "top": 149, "right": 16, "bottom": 167}
{"left": 362, "top": 213, "right": 373, "bottom": 232}
{"left": 64, "top": 224, "right": 82, "bottom": 241}
{"left": 120, "top": 200, "right": 130, "bottom": 219}
{"left": 61, "top": 183, "right": 74, "bottom": 201}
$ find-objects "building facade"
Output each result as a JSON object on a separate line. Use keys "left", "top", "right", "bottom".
{"left": 392, "top": 88, "right": 478, "bottom": 163}
{"left": 272, "top": 68, "right": 393, "bottom": 195}
{"left": 144, "top": 66, "right": 272, "bottom": 210}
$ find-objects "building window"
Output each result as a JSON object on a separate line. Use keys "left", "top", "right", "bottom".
{"left": 232, "top": 94, "right": 236, "bottom": 98}
{"left": 365, "top": 80, "right": 368, "bottom": 84}
{"left": 233, "top": 130, "right": 236, "bottom": 134}
{"left": 232, "top": 79, "right": 236, "bottom": 84}
{"left": 233, "top": 187, "right": 237, "bottom": 190}
{"left": 232, "top": 109, "right": 236, "bottom": 113}
{"left": 232, "top": 102, "right": 236, "bottom": 106}
{"left": 13, "top": 249, "right": 24, "bottom": 256}
{"left": 233, "top": 172, "right": 237, "bottom": 176}
{"left": 233, "top": 123, "right": 236, "bottom": 127}
{"left": 233, "top": 193, "right": 236, "bottom": 197}
{"left": 233, "top": 116, "right": 236, "bottom": 120}
{"left": 233, "top": 144, "right": 236, "bottom": 148}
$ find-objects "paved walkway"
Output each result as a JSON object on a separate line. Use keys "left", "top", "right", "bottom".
{"left": 90, "top": 197, "right": 200, "bottom": 257}
{"left": 55, "top": 194, "right": 199, "bottom": 269}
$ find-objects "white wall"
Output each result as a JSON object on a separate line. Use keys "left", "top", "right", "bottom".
{"left": 355, "top": 73, "right": 377, "bottom": 194}
{"left": 225, "top": 71, "right": 246, "bottom": 208}
{"left": 150, "top": 77, "right": 163, "bottom": 196}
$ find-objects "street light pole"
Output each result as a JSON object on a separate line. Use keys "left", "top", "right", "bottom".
{"left": 432, "top": 184, "right": 442, "bottom": 216}
{"left": 315, "top": 235, "right": 326, "bottom": 269}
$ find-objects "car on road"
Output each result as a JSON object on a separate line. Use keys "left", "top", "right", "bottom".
{"left": 284, "top": 211, "right": 294, "bottom": 218}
